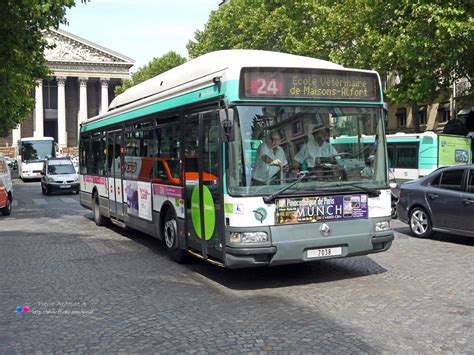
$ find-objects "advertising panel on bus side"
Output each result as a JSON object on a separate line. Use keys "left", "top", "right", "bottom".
{"left": 438, "top": 135, "right": 472, "bottom": 166}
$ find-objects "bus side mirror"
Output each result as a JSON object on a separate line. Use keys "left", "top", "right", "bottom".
{"left": 220, "top": 108, "right": 235, "bottom": 143}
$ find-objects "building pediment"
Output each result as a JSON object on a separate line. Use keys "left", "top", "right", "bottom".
{"left": 44, "top": 28, "right": 134, "bottom": 65}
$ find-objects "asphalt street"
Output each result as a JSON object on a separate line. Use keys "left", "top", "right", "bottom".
{"left": 1, "top": 178, "right": 473, "bottom": 353}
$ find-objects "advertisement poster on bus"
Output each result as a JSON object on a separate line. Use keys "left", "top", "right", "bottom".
{"left": 126, "top": 181, "right": 152, "bottom": 221}
{"left": 126, "top": 181, "right": 139, "bottom": 216}
{"left": 137, "top": 181, "right": 152, "bottom": 220}
{"left": 275, "top": 194, "right": 368, "bottom": 224}
{"left": 438, "top": 135, "right": 472, "bottom": 167}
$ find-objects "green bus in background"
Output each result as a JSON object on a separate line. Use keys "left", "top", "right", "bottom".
{"left": 385, "top": 132, "right": 471, "bottom": 183}
{"left": 334, "top": 131, "right": 472, "bottom": 184}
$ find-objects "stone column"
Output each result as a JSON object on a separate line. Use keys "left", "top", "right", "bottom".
{"left": 34, "top": 79, "right": 44, "bottom": 137}
{"left": 12, "top": 125, "right": 21, "bottom": 147}
{"left": 78, "top": 77, "right": 88, "bottom": 127}
{"left": 56, "top": 77, "right": 67, "bottom": 148}
{"left": 100, "top": 78, "right": 110, "bottom": 114}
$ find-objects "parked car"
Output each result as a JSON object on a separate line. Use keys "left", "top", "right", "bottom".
{"left": 397, "top": 165, "right": 474, "bottom": 238}
{"left": 41, "top": 157, "right": 79, "bottom": 195}
{"left": 0, "top": 157, "right": 13, "bottom": 215}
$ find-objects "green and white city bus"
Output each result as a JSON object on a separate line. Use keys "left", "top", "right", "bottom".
{"left": 79, "top": 50, "right": 393, "bottom": 268}
{"left": 385, "top": 132, "right": 472, "bottom": 183}
{"left": 333, "top": 132, "right": 473, "bottom": 184}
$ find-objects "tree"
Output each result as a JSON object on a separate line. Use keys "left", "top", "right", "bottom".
{"left": 325, "top": 0, "right": 474, "bottom": 131}
{"left": 188, "top": 0, "right": 473, "bottom": 130}
{"left": 187, "top": 0, "right": 332, "bottom": 59}
{"left": 0, "top": 0, "right": 88, "bottom": 137}
{"left": 115, "top": 51, "right": 187, "bottom": 95}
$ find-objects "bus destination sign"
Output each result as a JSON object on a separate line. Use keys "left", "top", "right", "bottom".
{"left": 241, "top": 68, "right": 380, "bottom": 102}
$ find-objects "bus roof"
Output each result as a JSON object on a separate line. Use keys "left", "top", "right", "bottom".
{"left": 108, "top": 50, "right": 346, "bottom": 111}
{"left": 81, "top": 50, "right": 382, "bottom": 132}
{"left": 387, "top": 131, "right": 438, "bottom": 139}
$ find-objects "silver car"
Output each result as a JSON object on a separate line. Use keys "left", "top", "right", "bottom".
{"left": 397, "top": 165, "right": 474, "bottom": 238}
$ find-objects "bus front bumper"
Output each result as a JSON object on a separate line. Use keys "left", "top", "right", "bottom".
{"left": 223, "top": 217, "right": 393, "bottom": 269}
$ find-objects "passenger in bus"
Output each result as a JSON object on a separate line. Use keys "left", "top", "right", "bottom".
{"left": 292, "top": 125, "right": 338, "bottom": 171}
{"left": 252, "top": 131, "right": 289, "bottom": 185}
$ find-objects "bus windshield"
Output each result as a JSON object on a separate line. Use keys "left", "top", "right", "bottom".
{"left": 227, "top": 105, "right": 387, "bottom": 196}
{"left": 20, "top": 141, "right": 55, "bottom": 161}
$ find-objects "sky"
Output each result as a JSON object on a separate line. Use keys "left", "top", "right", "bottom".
{"left": 60, "top": 0, "right": 222, "bottom": 71}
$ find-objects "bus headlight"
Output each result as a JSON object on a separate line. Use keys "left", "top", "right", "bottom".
{"left": 229, "top": 232, "right": 268, "bottom": 243}
{"left": 375, "top": 221, "right": 390, "bottom": 232}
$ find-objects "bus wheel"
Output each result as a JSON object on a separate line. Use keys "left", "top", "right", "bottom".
{"left": 409, "top": 207, "right": 432, "bottom": 238}
{"left": 1, "top": 197, "right": 11, "bottom": 216}
{"left": 93, "top": 194, "right": 106, "bottom": 226}
{"left": 163, "top": 210, "right": 187, "bottom": 263}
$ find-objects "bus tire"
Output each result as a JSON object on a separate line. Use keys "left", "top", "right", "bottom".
{"left": 163, "top": 210, "right": 187, "bottom": 263}
{"left": 1, "top": 196, "right": 11, "bottom": 216}
{"left": 409, "top": 207, "right": 432, "bottom": 238}
{"left": 93, "top": 194, "right": 106, "bottom": 226}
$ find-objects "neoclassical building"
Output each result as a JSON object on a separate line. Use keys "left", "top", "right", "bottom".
{"left": 1, "top": 28, "right": 134, "bottom": 150}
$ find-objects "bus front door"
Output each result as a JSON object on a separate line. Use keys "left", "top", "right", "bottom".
{"left": 184, "top": 110, "right": 224, "bottom": 262}
{"left": 107, "top": 131, "right": 125, "bottom": 220}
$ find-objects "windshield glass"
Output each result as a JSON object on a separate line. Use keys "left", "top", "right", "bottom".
{"left": 48, "top": 164, "right": 76, "bottom": 175}
{"left": 227, "top": 105, "right": 387, "bottom": 196}
{"left": 21, "top": 141, "right": 55, "bottom": 161}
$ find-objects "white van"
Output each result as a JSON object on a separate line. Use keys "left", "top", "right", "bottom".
{"left": 41, "top": 157, "right": 79, "bottom": 195}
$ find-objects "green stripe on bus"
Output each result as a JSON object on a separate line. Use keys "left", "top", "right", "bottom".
{"left": 81, "top": 85, "right": 222, "bottom": 132}
{"left": 223, "top": 80, "right": 384, "bottom": 104}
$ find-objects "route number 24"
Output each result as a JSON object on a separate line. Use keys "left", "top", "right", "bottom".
{"left": 255, "top": 78, "right": 280, "bottom": 95}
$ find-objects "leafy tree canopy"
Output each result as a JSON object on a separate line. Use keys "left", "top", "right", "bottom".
{"left": 0, "top": 0, "right": 87, "bottom": 137}
{"left": 188, "top": 0, "right": 473, "bottom": 109}
{"left": 326, "top": 0, "right": 474, "bottom": 106}
{"left": 187, "top": 0, "right": 332, "bottom": 59}
{"left": 115, "top": 51, "right": 187, "bottom": 95}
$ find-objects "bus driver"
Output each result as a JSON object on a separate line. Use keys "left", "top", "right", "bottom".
{"left": 292, "top": 125, "right": 338, "bottom": 171}
{"left": 252, "top": 131, "right": 289, "bottom": 185}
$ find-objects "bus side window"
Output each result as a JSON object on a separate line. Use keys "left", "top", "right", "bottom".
{"left": 154, "top": 160, "right": 168, "bottom": 181}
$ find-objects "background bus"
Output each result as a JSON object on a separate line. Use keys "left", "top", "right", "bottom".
{"left": 17, "top": 137, "right": 57, "bottom": 180}
{"left": 334, "top": 132, "right": 472, "bottom": 184}
{"left": 386, "top": 132, "right": 471, "bottom": 183}
{"left": 79, "top": 49, "right": 393, "bottom": 268}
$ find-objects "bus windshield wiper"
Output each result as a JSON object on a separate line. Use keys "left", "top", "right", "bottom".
{"left": 335, "top": 182, "right": 380, "bottom": 197}
{"left": 263, "top": 171, "right": 308, "bottom": 204}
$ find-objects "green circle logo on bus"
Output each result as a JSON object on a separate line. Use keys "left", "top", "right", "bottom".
{"left": 191, "top": 185, "right": 215, "bottom": 240}
{"left": 253, "top": 208, "right": 267, "bottom": 223}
